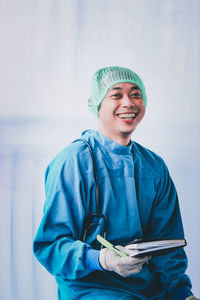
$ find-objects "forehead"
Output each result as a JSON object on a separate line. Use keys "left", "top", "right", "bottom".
{"left": 108, "top": 82, "right": 139, "bottom": 92}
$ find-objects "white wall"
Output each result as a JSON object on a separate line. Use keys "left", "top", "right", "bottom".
{"left": 0, "top": 0, "right": 199, "bottom": 299}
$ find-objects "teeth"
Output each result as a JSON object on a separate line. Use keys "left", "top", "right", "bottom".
{"left": 118, "top": 113, "right": 136, "bottom": 119}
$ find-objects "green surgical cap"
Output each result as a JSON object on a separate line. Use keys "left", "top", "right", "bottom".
{"left": 88, "top": 66, "right": 147, "bottom": 117}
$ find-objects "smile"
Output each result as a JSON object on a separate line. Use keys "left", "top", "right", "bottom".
{"left": 116, "top": 112, "right": 137, "bottom": 120}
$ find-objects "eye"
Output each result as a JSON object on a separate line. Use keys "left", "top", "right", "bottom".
{"left": 130, "top": 91, "right": 142, "bottom": 99}
{"left": 110, "top": 93, "right": 122, "bottom": 99}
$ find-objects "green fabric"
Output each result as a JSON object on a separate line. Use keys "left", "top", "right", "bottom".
{"left": 88, "top": 66, "right": 147, "bottom": 117}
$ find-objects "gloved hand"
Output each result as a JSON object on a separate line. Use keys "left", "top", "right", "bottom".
{"left": 185, "top": 296, "right": 200, "bottom": 300}
{"left": 99, "top": 245, "right": 151, "bottom": 277}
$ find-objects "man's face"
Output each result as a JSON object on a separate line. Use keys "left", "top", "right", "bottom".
{"left": 98, "top": 82, "right": 145, "bottom": 144}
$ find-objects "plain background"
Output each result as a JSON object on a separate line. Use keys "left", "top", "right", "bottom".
{"left": 0, "top": 0, "right": 199, "bottom": 299}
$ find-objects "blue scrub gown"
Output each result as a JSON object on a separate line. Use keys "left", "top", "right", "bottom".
{"left": 33, "top": 130, "right": 192, "bottom": 300}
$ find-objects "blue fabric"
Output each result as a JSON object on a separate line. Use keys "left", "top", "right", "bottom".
{"left": 33, "top": 129, "right": 192, "bottom": 299}
{"left": 171, "top": 285, "right": 193, "bottom": 300}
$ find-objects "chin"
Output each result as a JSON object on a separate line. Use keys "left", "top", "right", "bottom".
{"left": 120, "top": 122, "right": 139, "bottom": 134}
{"left": 120, "top": 129, "right": 135, "bottom": 135}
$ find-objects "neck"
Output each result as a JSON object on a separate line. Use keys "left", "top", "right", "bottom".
{"left": 98, "top": 127, "right": 132, "bottom": 146}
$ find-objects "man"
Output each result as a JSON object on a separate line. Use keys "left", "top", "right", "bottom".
{"left": 33, "top": 66, "right": 198, "bottom": 299}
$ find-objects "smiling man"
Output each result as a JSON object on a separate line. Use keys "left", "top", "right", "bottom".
{"left": 33, "top": 66, "right": 198, "bottom": 300}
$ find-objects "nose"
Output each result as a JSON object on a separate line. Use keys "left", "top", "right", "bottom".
{"left": 121, "top": 95, "right": 135, "bottom": 108}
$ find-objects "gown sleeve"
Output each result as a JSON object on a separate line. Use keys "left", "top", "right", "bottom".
{"left": 147, "top": 159, "right": 192, "bottom": 299}
{"left": 33, "top": 143, "right": 101, "bottom": 280}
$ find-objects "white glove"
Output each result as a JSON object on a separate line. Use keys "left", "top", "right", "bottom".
{"left": 99, "top": 245, "right": 151, "bottom": 277}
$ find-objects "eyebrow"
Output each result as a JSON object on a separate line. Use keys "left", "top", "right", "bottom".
{"left": 110, "top": 86, "right": 140, "bottom": 91}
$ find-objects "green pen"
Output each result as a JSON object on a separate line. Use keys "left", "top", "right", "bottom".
{"left": 97, "top": 234, "right": 128, "bottom": 257}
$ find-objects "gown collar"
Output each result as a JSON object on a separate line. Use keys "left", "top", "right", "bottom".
{"left": 82, "top": 130, "right": 133, "bottom": 155}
